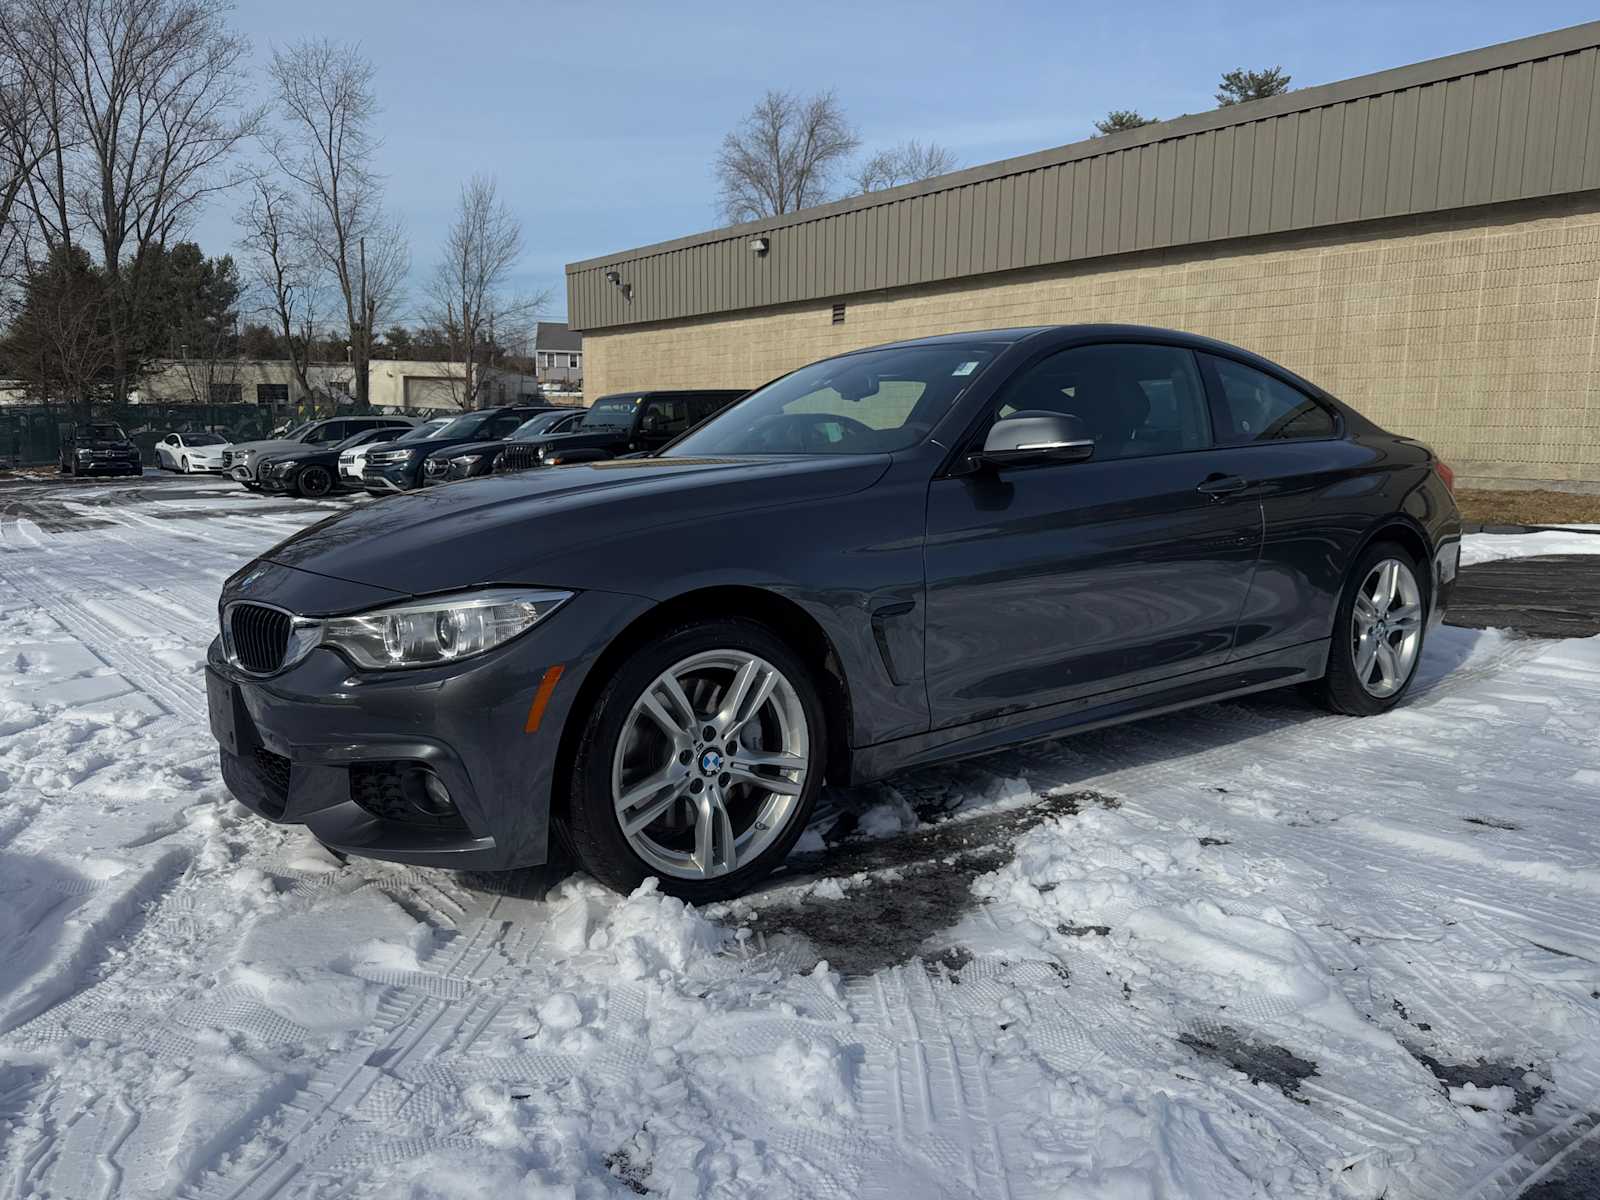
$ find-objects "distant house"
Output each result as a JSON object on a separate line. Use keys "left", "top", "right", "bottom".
{"left": 533, "top": 322, "right": 582, "bottom": 388}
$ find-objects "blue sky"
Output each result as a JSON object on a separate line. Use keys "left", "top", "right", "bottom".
{"left": 200, "top": 0, "right": 1600, "bottom": 324}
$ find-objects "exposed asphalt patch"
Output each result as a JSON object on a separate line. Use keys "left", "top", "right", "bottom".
{"left": 1178, "top": 1025, "right": 1319, "bottom": 1100}
{"left": 743, "top": 790, "right": 1120, "bottom": 976}
{"left": 1449, "top": 555, "right": 1600, "bottom": 638}
{"left": 1406, "top": 1046, "right": 1545, "bottom": 1115}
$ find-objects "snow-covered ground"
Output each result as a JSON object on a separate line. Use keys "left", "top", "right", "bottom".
{"left": 2, "top": 475, "right": 1600, "bottom": 1200}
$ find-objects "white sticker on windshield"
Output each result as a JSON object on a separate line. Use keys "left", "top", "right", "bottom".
{"left": 952, "top": 361, "right": 979, "bottom": 376}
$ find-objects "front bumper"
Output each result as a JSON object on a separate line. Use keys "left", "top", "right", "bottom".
{"left": 76, "top": 455, "right": 141, "bottom": 474}
{"left": 206, "top": 587, "right": 652, "bottom": 869}
{"left": 362, "top": 461, "right": 417, "bottom": 493}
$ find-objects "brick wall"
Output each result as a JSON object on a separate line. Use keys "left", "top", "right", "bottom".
{"left": 582, "top": 197, "right": 1600, "bottom": 487}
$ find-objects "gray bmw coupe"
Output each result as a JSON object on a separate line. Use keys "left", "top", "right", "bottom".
{"left": 207, "top": 325, "right": 1460, "bottom": 899}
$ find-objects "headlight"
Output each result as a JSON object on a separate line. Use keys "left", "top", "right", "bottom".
{"left": 77, "top": 449, "right": 93, "bottom": 458}
{"left": 319, "top": 588, "right": 571, "bottom": 669}
{"left": 536, "top": 446, "right": 550, "bottom": 462}
{"left": 453, "top": 454, "right": 483, "bottom": 467}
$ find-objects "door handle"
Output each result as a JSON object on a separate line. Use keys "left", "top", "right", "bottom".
{"left": 1197, "top": 474, "right": 1250, "bottom": 496}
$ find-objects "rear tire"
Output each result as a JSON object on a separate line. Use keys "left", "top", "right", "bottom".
{"left": 559, "top": 618, "right": 827, "bottom": 902}
{"left": 1310, "top": 540, "right": 1427, "bottom": 716}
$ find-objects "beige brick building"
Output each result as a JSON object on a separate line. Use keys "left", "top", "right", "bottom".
{"left": 570, "top": 23, "right": 1600, "bottom": 489}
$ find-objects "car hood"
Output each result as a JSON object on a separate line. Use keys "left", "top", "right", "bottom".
{"left": 79, "top": 439, "right": 136, "bottom": 450}
{"left": 230, "top": 438, "right": 305, "bottom": 458}
{"left": 263, "top": 454, "right": 891, "bottom": 597}
{"left": 424, "top": 439, "right": 504, "bottom": 460}
{"left": 185, "top": 445, "right": 228, "bottom": 456}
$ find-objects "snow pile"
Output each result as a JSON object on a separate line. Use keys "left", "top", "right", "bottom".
{"left": 1459, "top": 524, "right": 1600, "bottom": 565}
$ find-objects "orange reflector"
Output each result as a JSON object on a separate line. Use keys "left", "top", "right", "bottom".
{"left": 524, "top": 665, "right": 565, "bottom": 733}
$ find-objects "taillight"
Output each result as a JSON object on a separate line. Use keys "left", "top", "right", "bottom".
{"left": 1433, "top": 459, "right": 1455, "bottom": 493}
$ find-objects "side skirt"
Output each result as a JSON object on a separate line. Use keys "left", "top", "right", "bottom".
{"left": 849, "top": 639, "right": 1329, "bottom": 784}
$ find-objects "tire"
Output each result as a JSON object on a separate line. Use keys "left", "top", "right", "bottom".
{"left": 242, "top": 481, "right": 261, "bottom": 492}
{"left": 180, "top": 456, "right": 190, "bottom": 473}
{"left": 296, "top": 465, "right": 333, "bottom": 498}
{"left": 560, "top": 618, "right": 827, "bottom": 901}
{"left": 1309, "top": 539, "right": 1428, "bottom": 716}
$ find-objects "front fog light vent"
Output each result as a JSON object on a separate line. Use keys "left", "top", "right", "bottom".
{"left": 349, "top": 762, "right": 466, "bottom": 830}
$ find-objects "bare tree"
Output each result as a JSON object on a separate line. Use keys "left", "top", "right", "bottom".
{"left": 267, "top": 38, "right": 407, "bottom": 410}
{"left": 423, "top": 175, "right": 546, "bottom": 410}
{"left": 237, "top": 176, "right": 318, "bottom": 399}
{"left": 0, "top": 0, "right": 52, "bottom": 295}
{"left": 1216, "top": 66, "right": 1291, "bottom": 107}
{"left": 854, "top": 140, "right": 959, "bottom": 194}
{"left": 714, "top": 89, "right": 859, "bottom": 224}
{"left": 2, "top": 0, "right": 260, "bottom": 399}
{"left": 1094, "top": 110, "right": 1156, "bottom": 136}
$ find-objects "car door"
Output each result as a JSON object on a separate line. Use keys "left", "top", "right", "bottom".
{"left": 923, "top": 340, "right": 1264, "bottom": 729}
{"left": 1194, "top": 353, "right": 1375, "bottom": 657}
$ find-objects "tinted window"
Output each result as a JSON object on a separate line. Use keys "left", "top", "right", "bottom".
{"left": 509, "top": 411, "right": 577, "bottom": 439}
{"left": 304, "top": 422, "right": 344, "bottom": 444}
{"left": 995, "top": 343, "right": 1211, "bottom": 460}
{"left": 486, "top": 414, "right": 525, "bottom": 439}
{"left": 1205, "top": 356, "right": 1336, "bottom": 442}
{"left": 639, "top": 398, "right": 691, "bottom": 438}
{"left": 667, "top": 345, "right": 1000, "bottom": 457}
{"left": 434, "top": 413, "right": 491, "bottom": 439}
{"left": 184, "top": 432, "right": 225, "bottom": 446}
{"left": 582, "top": 396, "right": 641, "bottom": 430}
{"left": 85, "top": 424, "right": 127, "bottom": 440}
{"left": 688, "top": 394, "right": 738, "bottom": 422}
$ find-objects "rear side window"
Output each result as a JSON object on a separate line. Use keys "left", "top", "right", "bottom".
{"left": 1204, "top": 356, "right": 1337, "bottom": 443}
{"left": 486, "top": 414, "right": 525, "bottom": 438}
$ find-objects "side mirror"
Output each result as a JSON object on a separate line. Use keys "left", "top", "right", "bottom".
{"left": 975, "top": 411, "right": 1095, "bottom": 469}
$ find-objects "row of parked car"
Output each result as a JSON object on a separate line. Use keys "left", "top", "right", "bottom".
{"left": 203, "top": 390, "right": 748, "bottom": 500}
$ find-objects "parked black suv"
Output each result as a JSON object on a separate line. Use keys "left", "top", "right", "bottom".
{"left": 362, "top": 406, "right": 552, "bottom": 495}
{"left": 495, "top": 390, "right": 747, "bottom": 473}
{"left": 60, "top": 422, "right": 142, "bottom": 476}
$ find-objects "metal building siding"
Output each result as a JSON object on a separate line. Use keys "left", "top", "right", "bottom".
{"left": 568, "top": 24, "right": 1600, "bottom": 330}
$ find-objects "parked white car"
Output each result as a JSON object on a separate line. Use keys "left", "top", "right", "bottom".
{"left": 154, "top": 432, "right": 231, "bottom": 473}
{"left": 339, "top": 417, "right": 449, "bottom": 486}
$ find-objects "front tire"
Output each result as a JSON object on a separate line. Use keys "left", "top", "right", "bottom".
{"left": 1310, "top": 540, "right": 1427, "bottom": 716}
{"left": 181, "top": 456, "right": 191, "bottom": 473}
{"left": 560, "top": 619, "right": 827, "bottom": 901}
{"left": 296, "top": 465, "right": 333, "bottom": 498}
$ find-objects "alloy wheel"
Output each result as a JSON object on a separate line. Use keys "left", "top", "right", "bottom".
{"left": 300, "top": 467, "right": 332, "bottom": 498}
{"left": 611, "top": 649, "right": 809, "bottom": 879}
{"left": 1351, "top": 557, "right": 1423, "bottom": 698}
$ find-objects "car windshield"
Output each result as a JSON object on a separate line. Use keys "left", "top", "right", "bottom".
{"left": 433, "top": 413, "right": 491, "bottom": 439}
{"left": 184, "top": 433, "right": 225, "bottom": 446}
{"left": 333, "top": 431, "right": 379, "bottom": 451}
{"left": 392, "top": 419, "right": 447, "bottom": 442}
{"left": 283, "top": 422, "right": 314, "bottom": 440}
{"left": 85, "top": 424, "right": 127, "bottom": 440}
{"left": 664, "top": 344, "right": 1002, "bottom": 457}
{"left": 509, "top": 411, "right": 572, "bottom": 440}
{"left": 580, "top": 396, "right": 641, "bottom": 430}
